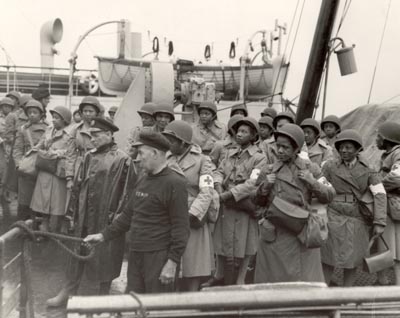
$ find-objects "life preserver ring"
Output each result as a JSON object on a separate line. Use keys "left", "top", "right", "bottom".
{"left": 79, "top": 73, "right": 99, "bottom": 95}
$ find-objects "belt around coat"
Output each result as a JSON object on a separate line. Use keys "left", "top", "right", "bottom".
{"left": 333, "top": 193, "right": 356, "bottom": 203}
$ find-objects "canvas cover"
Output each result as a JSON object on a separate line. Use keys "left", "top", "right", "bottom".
{"left": 338, "top": 103, "right": 400, "bottom": 170}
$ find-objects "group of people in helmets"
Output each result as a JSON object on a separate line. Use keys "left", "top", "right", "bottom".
{"left": 2, "top": 91, "right": 400, "bottom": 305}
{"left": 118, "top": 100, "right": 398, "bottom": 290}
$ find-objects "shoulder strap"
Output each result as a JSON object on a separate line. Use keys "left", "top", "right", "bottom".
{"left": 24, "top": 126, "right": 35, "bottom": 149}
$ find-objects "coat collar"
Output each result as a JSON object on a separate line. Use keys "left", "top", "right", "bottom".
{"left": 334, "top": 156, "right": 368, "bottom": 190}
{"left": 229, "top": 143, "right": 259, "bottom": 157}
{"left": 307, "top": 140, "right": 324, "bottom": 156}
{"left": 197, "top": 120, "right": 223, "bottom": 130}
{"left": 166, "top": 145, "right": 200, "bottom": 172}
{"left": 271, "top": 157, "right": 306, "bottom": 190}
{"left": 25, "top": 122, "right": 48, "bottom": 131}
{"left": 384, "top": 145, "right": 400, "bottom": 156}
{"left": 50, "top": 126, "right": 70, "bottom": 139}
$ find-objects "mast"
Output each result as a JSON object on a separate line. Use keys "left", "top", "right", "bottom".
{"left": 295, "top": 0, "right": 340, "bottom": 124}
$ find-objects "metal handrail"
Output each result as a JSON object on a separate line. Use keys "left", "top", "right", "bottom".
{"left": 0, "top": 65, "right": 97, "bottom": 72}
{"left": 0, "top": 220, "right": 32, "bottom": 318}
{"left": 67, "top": 285, "right": 400, "bottom": 315}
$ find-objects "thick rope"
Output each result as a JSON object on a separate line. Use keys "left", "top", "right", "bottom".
{"left": 21, "top": 238, "right": 34, "bottom": 318}
{"left": 10, "top": 221, "right": 97, "bottom": 317}
{"left": 11, "top": 221, "right": 95, "bottom": 261}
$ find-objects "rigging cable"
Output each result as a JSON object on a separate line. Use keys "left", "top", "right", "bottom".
{"left": 335, "top": 0, "right": 352, "bottom": 37}
{"left": 271, "top": 0, "right": 305, "bottom": 101}
{"left": 367, "top": 0, "right": 392, "bottom": 104}
{"left": 381, "top": 93, "right": 400, "bottom": 105}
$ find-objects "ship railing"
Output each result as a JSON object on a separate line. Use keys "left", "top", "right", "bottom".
{"left": 0, "top": 220, "right": 32, "bottom": 318}
{"left": 0, "top": 65, "right": 98, "bottom": 97}
{"left": 67, "top": 284, "right": 400, "bottom": 318}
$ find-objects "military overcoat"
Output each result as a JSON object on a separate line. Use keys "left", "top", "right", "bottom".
{"left": 213, "top": 144, "right": 266, "bottom": 258}
{"left": 254, "top": 157, "right": 335, "bottom": 283}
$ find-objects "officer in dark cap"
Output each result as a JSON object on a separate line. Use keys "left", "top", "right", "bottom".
{"left": 47, "top": 117, "right": 132, "bottom": 307}
{"left": 84, "top": 130, "right": 190, "bottom": 294}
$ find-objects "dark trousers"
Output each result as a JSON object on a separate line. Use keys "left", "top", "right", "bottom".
{"left": 126, "top": 250, "right": 177, "bottom": 294}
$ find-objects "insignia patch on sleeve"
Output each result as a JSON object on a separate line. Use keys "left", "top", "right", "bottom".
{"left": 250, "top": 169, "right": 261, "bottom": 180}
{"left": 369, "top": 183, "right": 386, "bottom": 195}
{"left": 317, "top": 176, "right": 333, "bottom": 187}
{"left": 199, "top": 174, "right": 214, "bottom": 188}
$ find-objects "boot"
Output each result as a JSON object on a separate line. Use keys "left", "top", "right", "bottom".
{"left": 46, "top": 287, "right": 70, "bottom": 307}
{"left": 223, "top": 257, "right": 239, "bottom": 286}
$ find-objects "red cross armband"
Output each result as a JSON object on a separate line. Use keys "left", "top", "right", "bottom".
{"left": 369, "top": 183, "right": 386, "bottom": 195}
{"left": 199, "top": 174, "right": 214, "bottom": 188}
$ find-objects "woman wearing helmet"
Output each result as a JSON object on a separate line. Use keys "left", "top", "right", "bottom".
{"left": 13, "top": 100, "right": 48, "bottom": 221}
{"left": 209, "top": 115, "right": 243, "bottom": 167}
{"left": 212, "top": 117, "right": 266, "bottom": 286}
{"left": 30, "top": 106, "right": 74, "bottom": 233}
{"left": 230, "top": 103, "right": 248, "bottom": 117}
{"left": 273, "top": 111, "right": 295, "bottom": 131}
{"left": 163, "top": 120, "right": 215, "bottom": 291}
{"left": 321, "top": 115, "right": 341, "bottom": 148}
{"left": 254, "top": 124, "right": 335, "bottom": 283}
{"left": 153, "top": 103, "right": 175, "bottom": 132}
{"left": 257, "top": 116, "right": 274, "bottom": 156}
{"left": 300, "top": 118, "right": 334, "bottom": 167}
{"left": 66, "top": 96, "right": 101, "bottom": 183}
{"left": 126, "top": 102, "right": 158, "bottom": 158}
{"left": 321, "top": 129, "right": 386, "bottom": 286}
{"left": 192, "top": 101, "right": 227, "bottom": 155}
{"left": 376, "top": 122, "right": 400, "bottom": 285}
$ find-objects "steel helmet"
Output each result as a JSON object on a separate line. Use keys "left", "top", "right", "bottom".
{"left": 197, "top": 101, "right": 217, "bottom": 116}
{"left": 153, "top": 103, "right": 175, "bottom": 120}
{"left": 98, "top": 103, "right": 105, "bottom": 117}
{"left": 25, "top": 100, "right": 44, "bottom": 113}
{"left": 19, "top": 95, "right": 31, "bottom": 108}
{"left": 230, "top": 103, "right": 248, "bottom": 117}
{"left": 108, "top": 106, "right": 118, "bottom": 114}
{"left": 273, "top": 111, "right": 295, "bottom": 129}
{"left": 6, "top": 91, "right": 21, "bottom": 103}
{"left": 0, "top": 97, "right": 15, "bottom": 107}
{"left": 378, "top": 121, "right": 400, "bottom": 145}
{"left": 300, "top": 118, "right": 321, "bottom": 137}
{"left": 79, "top": 96, "right": 101, "bottom": 113}
{"left": 261, "top": 107, "right": 278, "bottom": 119}
{"left": 50, "top": 106, "right": 72, "bottom": 125}
{"left": 233, "top": 117, "right": 260, "bottom": 138}
{"left": 274, "top": 123, "right": 305, "bottom": 150}
{"left": 321, "top": 115, "right": 341, "bottom": 133}
{"left": 334, "top": 129, "right": 363, "bottom": 152}
{"left": 138, "top": 103, "right": 157, "bottom": 117}
{"left": 162, "top": 120, "right": 193, "bottom": 144}
{"left": 227, "top": 114, "right": 244, "bottom": 133}
{"left": 258, "top": 116, "right": 274, "bottom": 130}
